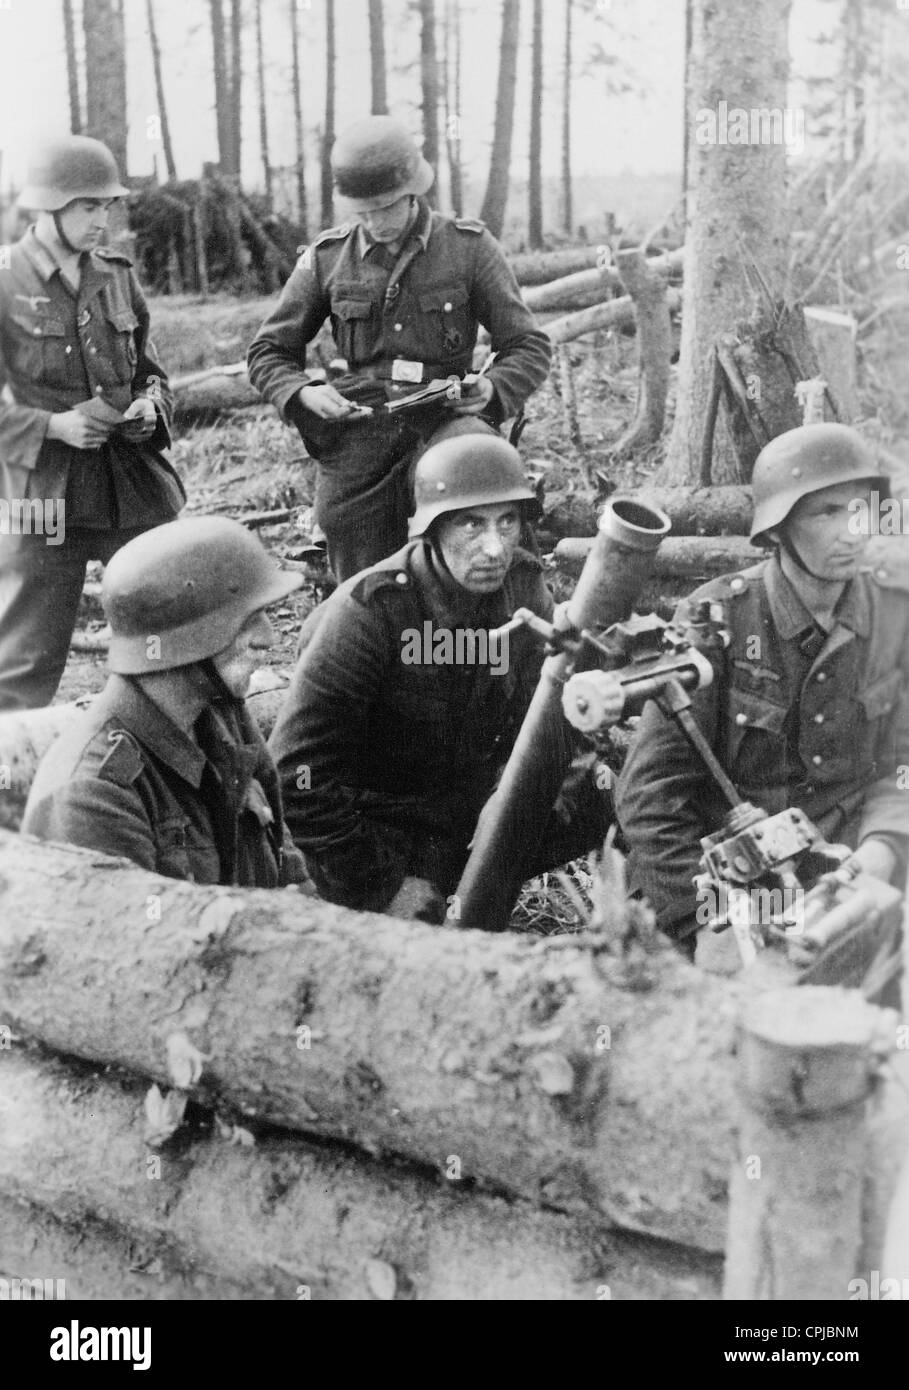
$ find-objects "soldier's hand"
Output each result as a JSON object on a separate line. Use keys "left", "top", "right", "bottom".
{"left": 298, "top": 383, "right": 371, "bottom": 420}
{"left": 386, "top": 875, "right": 444, "bottom": 922}
{"left": 121, "top": 397, "right": 158, "bottom": 440}
{"left": 451, "top": 373, "right": 494, "bottom": 416}
{"left": 46, "top": 410, "right": 112, "bottom": 450}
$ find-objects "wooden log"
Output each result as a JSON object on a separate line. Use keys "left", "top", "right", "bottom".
{"left": 723, "top": 986, "right": 889, "bottom": 1300}
{"left": 523, "top": 247, "right": 684, "bottom": 312}
{"left": 0, "top": 686, "right": 290, "bottom": 832}
{"left": 0, "top": 829, "right": 741, "bottom": 1251}
{"left": 0, "top": 1048, "right": 721, "bottom": 1300}
{"left": 509, "top": 246, "right": 602, "bottom": 285}
{"left": 543, "top": 486, "right": 754, "bottom": 540}
{"left": 545, "top": 289, "right": 681, "bottom": 346}
{"left": 554, "top": 534, "right": 762, "bottom": 580}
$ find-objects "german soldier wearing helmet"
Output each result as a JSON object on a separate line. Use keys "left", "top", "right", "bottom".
{"left": 0, "top": 135, "right": 183, "bottom": 711}
{"left": 269, "top": 427, "right": 618, "bottom": 920}
{"left": 248, "top": 114, "right": 552, "bottom": 582}
{"left": 617, "top": 422, "right": 909, "bottom": 959}
{"left": 23, "top": 517, "right": 310, "bottom": 889}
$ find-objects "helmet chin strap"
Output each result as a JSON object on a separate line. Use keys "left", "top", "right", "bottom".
{"left": 51, "top": 207, "right": 82, "bottom": 256}
{"left": 772, "top": 528, "right": 831, "bottom": 584}
{"left": 197, "top": 656, "right": 244, "bottom": 706}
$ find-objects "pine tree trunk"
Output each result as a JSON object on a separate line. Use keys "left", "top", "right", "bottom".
{"left": 444, "top": 0, "right": 463, "bottom": 215}
{"left": 659, "top": 0, "right": 793, "bottom": 485}
{"left": 289, "top": 0, "right": 307, "bottom": 235}
{"left": 229, "top": 0, "right": 243, "bottom": 178}
{"left": 209, "top": 0, "right": 233, "bottom": 173}
{"left": 479, "top": 0, "right": 521, "bottom": 239}
{"left": 62, "top": 0, "right": 82, "bottom": 133}
{"left": 321, "top": 0, "right": 336, "bottom": 227}
{"left": 255, "top": 0, "right": 272, "bottom": 208}
{"left": 83, "top": 0, "right": 128, "bottom": 176}
{"left": 146, "top": 0, "right": 178, "bottom": 181}
{"left": 561, "top": 0, "right": 572, "bottom": 235}
{"left": 368, "top": 0, "right": 388, "bottom": 115}
{"left": 528, "top": 0, "right": 543, "bottom": 248}
{"left": 419, "top": 0, "right": 440, "bottom": 208}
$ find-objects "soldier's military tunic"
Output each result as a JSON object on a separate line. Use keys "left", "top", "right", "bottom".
{"left": 247, "top": 200, "right": 551, "bottom": 579}
{"left": 615, "top": 553, "right": 909, "bottom": 942}
{"left": 0, "top": 228, "right": 184, "bottom": 710}
{"left": 268, "top": 539, "right": 609, "bottom": 912}
{"left": 23, "top": 674, "right": 307, "bottom": 888}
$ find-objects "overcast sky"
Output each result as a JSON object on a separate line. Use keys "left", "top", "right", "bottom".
{"left": 0, "top": 0, "right": 905, "bottom": 211}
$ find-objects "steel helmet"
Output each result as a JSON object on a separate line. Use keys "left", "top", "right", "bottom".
{"left": 19, "top": 135, "right": 129, "bottom": 211}
{"left": 103, "top": 517, "right": 303, "bottom": 675}
{"left": 409, "top": 428, "right": 539, "bottom": 537}
{"left": 331, "top": 116, "right": 434, "bottom": 208}
{"left": 750, "top": 423, "right": 887, "bottom": 547}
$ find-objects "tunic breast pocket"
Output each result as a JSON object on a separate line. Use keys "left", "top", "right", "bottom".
{"left": 330, "top": 294, "right": 375, "bottom": 363}
{"left": 854, "top": 669, "right": 903, "bottom": 773}
{"left": 417, "top": 285, "right": 471, "bottom": 361}
{"left": 8, "top": 311, "right": 72, "bottom": 388}
{"left": 726, "top": 686, "right": 788, "bottom": 769}
{"left": 156, "top": 815, "right": 221, "bottom": 885}
{"left": 100, "top": 305, "right": 139, "bottom": 384}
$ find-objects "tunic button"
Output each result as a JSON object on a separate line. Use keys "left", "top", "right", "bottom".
{"left": 813, "top": 713, "right": 825, "bottom": 724}
{"left": 735, "top": 712, "right": 747, "bottom": 725}
{"left": 443, "top": 301, "right": 452, "bottom": 312}
{"left": 812, "top": 754, "right": 823, "bottom": 766}
{"left": 65, "top": 345, "right": 72, "bottom": 354}
{"left": 395, "top": 572, "right": 408, "bottom": 585}
{"left": 90, "top": 346, "right": 98, "bottom": 354}
{"left": 816, "top": 671, "right": 826, "bottom": 683}
{"left": 730, "top": 577, "right": 745, "bottom": 592}
{"left": 95, "top": 386, "right": 104, "bottom": 395}
{"left": 394, "top": 323, "right": 403, "bottom": 332}
{"left": 34, "top": 327, "right": 42, "bottom": 336}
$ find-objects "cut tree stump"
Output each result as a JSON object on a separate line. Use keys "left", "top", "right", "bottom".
{"left": 723, "top": 986, "right": 892, "bottom": 1300}
{"left": 0, "top": 829, "right": 740, "bottom": 1251}
{"left": 0, "top": 1048, "right": 721, "bottom": 1300}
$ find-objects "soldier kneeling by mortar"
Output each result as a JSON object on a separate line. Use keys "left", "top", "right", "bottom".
{"left": 615, "top": 423, "right": 909, "bottom": 961}
{"left": 23, "top": 518, "right": 309, "bottom": 888}
{"left": 268, "top": 429, "right": 623, "bottom": 921}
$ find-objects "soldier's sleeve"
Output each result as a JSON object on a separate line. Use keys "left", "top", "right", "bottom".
{"left": 23, "top": 776, "right": 159, "bottom": 873}
{"left": 614, "top": 605, "right": 726, "bottom": 934}
{"left": 0, "top": 276, "right": 53, "bottom": 475}
{"left": 128, "top": 270, "right": 174, "bottom": 449}
{"left": 247, "top": 253, "right": 332, "bottom": 419}
{"left": 267, "top": 584, "right": 412, "bottom": 911}
{"left": 854, "top": 586, "right": 909, "bottom": 869}
{"left": 465, "top": 225, "right": 552, "bottom": 419}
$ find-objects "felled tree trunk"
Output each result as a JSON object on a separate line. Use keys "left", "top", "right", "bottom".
{"left": 0, "top": 1049, "right": 720, "bottom": 1300}
{"left": 523, "top": 248, "right": 684, "bottom": 311}
{"left": 545, "top": 290, "right": 681, "bottom": 346}
{"left": 553, "top": 535, "right": 760, "bottom": 580}
{"left": 541, "top": 485, "right": 754, "bottom": 540}
{"left": 0, "top": 830, "right": 740, "bottom": 1251}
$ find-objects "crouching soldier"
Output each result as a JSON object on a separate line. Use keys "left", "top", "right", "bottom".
{"left": 268, "top": 430, "right": 619, "bottom": 921}
{"left": 23, "top": 517, "right": 309, "bottom": 888}
{"left": 0, "top": 135, "right": 184, "bottom": 711}
{"left": 615, "top": 424, "right": 909, "bottom": 957}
